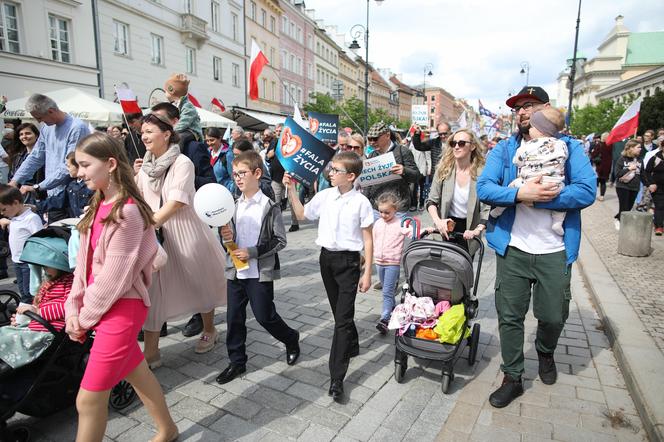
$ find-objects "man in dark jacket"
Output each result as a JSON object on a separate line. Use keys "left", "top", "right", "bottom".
{"left": 412, "top": 121, "right": 451, "bottom": 167}
{"left": 124, "top": 113, "right": 146, "bottom": 164}
{"left": 362, "top": 121, "right": 419, "bottom": 215}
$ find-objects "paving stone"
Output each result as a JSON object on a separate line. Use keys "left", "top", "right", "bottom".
{"left": 244, "top": 369, "right": 296, "bottom": 391}
{"left": 169, "top": 396, "right": 224, "bottom": 427}
{"left": 209, "top": 413, "right": 266, "bottom": 441}
{"left": 175, "top": 418, "right": 224, "bottom": 441}
{"left": 250, "top": 407, "right": 310, "bottom": 438}
{"left": 293, "top": 403, "right": 350, "bottom": 432}
{"left": 176, "top": 379, "right": 224, "bottom": 403}
{"left": 577, "top": 386, "right": 606, "bottom": 403}
{"left": 209, "top": 391, "right": 264, "bottom": 419}
{"left": 297, "top": 423, "right": 337, "bottom": 442}
{"left": 247, "top": 386, "right": 303, "bottom": 413}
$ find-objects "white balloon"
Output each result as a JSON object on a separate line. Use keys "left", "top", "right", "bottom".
{"left": 193, "top": 183, "right": 235, "bottom": 227}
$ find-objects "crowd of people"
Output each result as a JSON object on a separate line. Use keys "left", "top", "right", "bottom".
{"left": 0, "top": 78, "right": 661, "bottom": 441}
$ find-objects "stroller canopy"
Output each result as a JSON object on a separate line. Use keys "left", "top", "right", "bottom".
{"left": 19, "top": 227, "right": 71, "bottom": 272}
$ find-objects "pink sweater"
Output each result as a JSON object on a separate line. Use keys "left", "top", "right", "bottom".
{"left": 373, "top": 217, "right": 408, "bottom": 266}
{"left": 64, "top": 204, "right": 158, "bottom": 330}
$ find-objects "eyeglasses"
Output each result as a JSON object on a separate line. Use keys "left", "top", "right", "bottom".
{"left": 449, "top": 140, "right": 472, "bottom": 148}
{"left": 337, "top": 143, "right": 349, "bottom": 149}
{"left": 329, "top": 167, "right": 348, "bottom": 175}
{"left": 439, "top": 132, "right": 449, "bottom": 136}
{"left": 511, "top": 102, "right": 535, "bottom": 113}
{"left": 349, "top": 144, "right": 362, "bottom": 150}
{"left": 232, "top": 170, "right": 250, "bottom": 179}
{"left": 367, "top": 137, "right": 378, "bottom": 142}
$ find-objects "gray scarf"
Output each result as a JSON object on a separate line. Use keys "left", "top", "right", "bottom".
{"left": 141, "top": 144, "right": 181, "bottom": 192}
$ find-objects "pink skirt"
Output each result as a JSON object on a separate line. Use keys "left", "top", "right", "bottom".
{"left": 80, "top": 299, "right": 147, "bottom": 392}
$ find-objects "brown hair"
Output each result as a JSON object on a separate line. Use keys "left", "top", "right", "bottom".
{"left": 0, "top": 184, "right": 23, "bottom": 205}
{"left": 376, "top": 192, "right": 399, "bottom": 209}
{"left": 333, "top": 151, "right": 363, "bottom": 178}
{"left": 141, "top": 113, "right": 180, "bottom": 145}
{"left": 8, "top": 122, "right": 40, "bottom": 167}
{"left": 75, "top": 133, "right": 155, "bottom": 233}
{"left": 435, "top": 129, "right": 486, "bottom": 180}
{"left": 621, "top": 140, "right": 641, "bottom": 158}
{"left": 232, "top": 150, "right": 263, "bottom": 173}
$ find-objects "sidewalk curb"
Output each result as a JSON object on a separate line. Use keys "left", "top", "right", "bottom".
{"left": 577, "top": 232, "right": 664, "bottom": 442}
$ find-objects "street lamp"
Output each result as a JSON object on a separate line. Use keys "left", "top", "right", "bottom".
{"left": 566, "top": 0, "right": 583, "bottom": 129}
{"left": 520, "top": 61, "right": 530, "bottom": 86}
{"left": 347, "top": 0, "right": 385, "bottom": 139}
{"left": 422, "top": 63, "right": 433, "bottom": 104}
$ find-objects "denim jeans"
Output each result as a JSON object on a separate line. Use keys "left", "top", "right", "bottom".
{"left": 376, "top": 264, "right": 401, "bottom": 321}
{"left": 14, "top": 262, "right": 32, "bottom": 303}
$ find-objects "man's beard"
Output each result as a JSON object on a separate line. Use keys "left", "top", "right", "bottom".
{"left": 518, "top": 121, "right": 530, "bottom": 135}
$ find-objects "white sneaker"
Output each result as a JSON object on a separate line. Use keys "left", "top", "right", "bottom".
{"left": 614, "top": 220, "right": 620, "bottom": 231}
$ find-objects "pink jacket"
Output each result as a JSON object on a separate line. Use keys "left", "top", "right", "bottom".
{"left": 373, "top": 217, "right": 408, "bottom": 266}
{"left": 64, "top": 204, "right": 158, "bottom": 330}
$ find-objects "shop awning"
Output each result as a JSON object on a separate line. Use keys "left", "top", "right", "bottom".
{"left": 222, "top": 107, "right": 287, "bottom": 131}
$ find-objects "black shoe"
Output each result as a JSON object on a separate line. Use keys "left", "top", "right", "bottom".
{"left": 328, "top": 379, "right": 344, "bottom": 402}
{"left": 349, "top": 347, "right": 360, "bottom": 358}
{"left": 183, "top": 313, "right": 203, "bottom": 337}
{"left": 288, "top": 225, "right": 299, "bottom": 232}
{"left": 286, "top": 332, "right": 300, "bottom": 366}
{"left": 537, "top": 350, "right": 557, "bottom": 385}
{"left": 376, "top": 319, "right": 388, "bottom": 335}
{"left": 0, "top": 272, "right": 8, "bottom": 279}
{"left": 216, "top": 364, "right": 247, "bottom": 385}
{"left": 138, "top": 322, "right": 167, "bottom": 342}
{"left": 489, "top": 374, "right": 523, "bottom": 408}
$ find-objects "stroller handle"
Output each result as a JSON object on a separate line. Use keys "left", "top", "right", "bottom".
{"left": 7, "top": 304, "right": 60, "bottom": 336}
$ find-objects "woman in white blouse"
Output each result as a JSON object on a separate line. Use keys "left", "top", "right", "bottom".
{"left": 425, "top": 128, "right": 489, "bottom": 254}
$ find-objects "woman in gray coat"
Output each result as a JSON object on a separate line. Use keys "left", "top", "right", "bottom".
{"left": 425, "top": 128, "right": 489, "bottom": 254}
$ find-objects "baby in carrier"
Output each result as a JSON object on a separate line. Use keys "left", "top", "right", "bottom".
{"left": 490, "top": 107, "right": 568, "bottom": 235}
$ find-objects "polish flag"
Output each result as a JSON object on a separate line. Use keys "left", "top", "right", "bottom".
{"left": 211, "top": 97, "right": 226, "bottom": 113}
{"left": 606, "top": 97, "right": 642, "bottom": 145}
{"left": 188, "top": 93, "right": 202, "bottom": 108}
{"left": 249, "top": 39, "right": 269, "bottom": 101}
{"left": 115, "top": 85, "right": 141, "bottom": 114}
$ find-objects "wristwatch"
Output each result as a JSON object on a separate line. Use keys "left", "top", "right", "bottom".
{"left": 32, "top": 184, "right": 40, "bottom": 191}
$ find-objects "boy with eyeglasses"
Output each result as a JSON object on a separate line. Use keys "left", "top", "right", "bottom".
{"left": 284, "top": 151, "right": 374, "bottom": 403}
{"left": 216, "top": 150, "right": 300, "bottom": 386}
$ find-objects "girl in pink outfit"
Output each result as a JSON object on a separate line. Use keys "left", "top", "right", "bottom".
{"left": 372, "top": 192, "right": 410, "bottom": 335}
{"left": 64, "top": 133, "right": 177, "bottom": 442}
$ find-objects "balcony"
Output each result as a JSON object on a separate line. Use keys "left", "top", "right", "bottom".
{"left": 180, "top": 13, "right": 209, "bottom": 48}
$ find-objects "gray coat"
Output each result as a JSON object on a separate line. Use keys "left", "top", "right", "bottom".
{"left": 224, "top": 198, "right": 286, "bottom": 282}
{"left": 362, "top": 141, "right": 419, "bottom": 212}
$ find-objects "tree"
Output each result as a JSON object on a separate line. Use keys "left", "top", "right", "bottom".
{"left": 303, "top": 92, "right": 337, "bottom": 114}
{"left": 639, "top": 89, "right": 664, "bottom": 133}
{"left": 570, "top": 99, "right": 626, "bottom": 137}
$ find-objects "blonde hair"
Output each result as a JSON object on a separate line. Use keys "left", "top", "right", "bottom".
{"left": 621, "top": 140, "right": 641, "bottom": 158}
{"left": 350, "top": 133, "right": 365, "bottom": 150}
{"left": 435, "top": 129, "right": 485, "bottom": 180}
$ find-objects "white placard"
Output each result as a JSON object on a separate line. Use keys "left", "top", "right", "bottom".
{"left": 411, "top": 105, "right": 428, "bottom": 126}
{"left": 358, "top": 152, "right": 401, "bottom": 187}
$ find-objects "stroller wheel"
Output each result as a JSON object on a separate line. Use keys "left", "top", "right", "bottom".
{"left": 0, "top": 290, "right": 20, "bottom": 326}
{"left": 394, "top": 360, "right": 407, "bottom": 383}
{"left": 441, "top": 372, "right": 454, "bottom": 394}
{"left": 468, "top": 323, "right": 481, "bottom": 366}
{"left": 4, "top": 425, "right": 30, "bottom": 442}
{"left": 109, "top": 380, "right": 137, "bottom": 410}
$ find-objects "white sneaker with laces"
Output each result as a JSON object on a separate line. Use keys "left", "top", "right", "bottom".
{"left": 614, "top": 219, "right": 620, "bottom": 231}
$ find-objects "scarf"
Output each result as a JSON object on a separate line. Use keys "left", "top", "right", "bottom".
{"left": 141, "top": 144, "right": 181, "bottom": 192}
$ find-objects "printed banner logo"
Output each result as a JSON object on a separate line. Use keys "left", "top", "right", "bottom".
{"left": 280, "top": 127, "right": 303, "bottom": 158}
{"left": 308, "top": 117, "right": 320, "bottom": 135}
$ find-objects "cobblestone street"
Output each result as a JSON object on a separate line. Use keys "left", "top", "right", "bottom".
{"left": 6, "top": 210, "right": 648, "bottom": 441}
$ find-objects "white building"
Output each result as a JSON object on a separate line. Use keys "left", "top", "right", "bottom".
{"left": 97, "top": 0, "right": 246, "bottom": 110}
{"left": 310, "top": 16, "right": 339, "bottom": 96}
{"left": 0, "top": 0, "right": 99, "bottom": 99}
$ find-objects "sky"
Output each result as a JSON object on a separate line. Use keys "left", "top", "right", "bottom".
{"left": 304, "top": 0, "right": 664, "bottom": 115}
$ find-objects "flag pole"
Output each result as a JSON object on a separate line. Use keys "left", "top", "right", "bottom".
{"left": 114, "top": 84, "right": 141, "bottom": 159}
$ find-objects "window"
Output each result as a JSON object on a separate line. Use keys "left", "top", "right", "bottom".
{"left": 290, "top": 22, "right": 295, "bottom": 39}
{"left": 297, "top": 87, "right": 302, "bottom": 105}
{"left": 270, "top": 16, "right": 275, "bottom": 34}
{"left": 260, "top": 9, "right": 266, "bottom": 27}
{"left": 307, "top": 63, "right": 313, "bottom": 80}
{"left": 113, "top": 20, "right": 129, "bottom": 55}
{"left": 48, "top": 14, "right": 70, "bottom": 63}
{"left": 281, "top": 16, "right": 287, "bottom": 33}
{"left": 213, "top": 56, "right": 222, "bottom": 81}
{"left": 150, "top": 34, "right": 163, "bottom": 65}
{"left": 270, "top": 47, "right": 275, "bottom": 65}
{"left": 185, "top": 46, "right": 196, "bottom": 74}
{"left": 290, "top": 85, "right": 295, "bottom": 105}
{"left": 232, "top": 63, "right": 240, "bottom": 87}
{"left": 296, "top": 27, "right": 302, "bottom": 43}
{"left": 183, "top": 0, "right": 193, "bottom": 14}
{"left": 231, "top": 13, "right": 238, "bottom": 41}
{"left": 317, "top": 69, "right": 320, "bottom": 84}
{"left": 271, "top": 81, "right": 276, "bottom": 102}
{"left": 0, "top": 2, "right": 20, "bottom": 53}
{"left": 430, "top": 95, "right": 435, "bottom": 101}
{"left": 289, "top": 54, "right": 294, "bottom": 72}
{"left": 307, "top": 34, "right": 313, "bottom": 50}
{"left": 250, "top": 1, "right": 256, "bottom": 21}
{"left": 210, "top": 1, "right": 219, "bottom": 32}
{"left": 261, "top": 78, "right": 267, "bottom": 99}
{"left": 282, "top": 84, "right": 288, "bottom": 105}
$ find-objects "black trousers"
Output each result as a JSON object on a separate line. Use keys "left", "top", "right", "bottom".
{"left": 319, "top": 248, "right": 361, "bottom": 381}
{"left": 226, "top": 278, "right": 298, "bottom": 366}
{"left": 47, "top": 207, "right": 69, "bottom": 224}
{"left": 597, "top": 178, "right": 607, "bottom": 197}
{"left": 615, "top": 187, "right": 639, "bottom": 220}
{"left": 652, "top": 190, "right": 664, "bottom": 228}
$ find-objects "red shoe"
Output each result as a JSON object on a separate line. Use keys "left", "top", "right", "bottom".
{"left": 656, "top": 227, "right": 663, "bottom": 236}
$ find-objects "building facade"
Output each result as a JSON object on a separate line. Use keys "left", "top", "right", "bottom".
{"left": 369, "top": 69, "right": 390, "bottom": 113}
{"left": 596, "top": 65, "right": 664, "bottom": 103}
{"left": 389, "top": 75, "right": 416, "bottom": 123}
{"left": 312, "top": 24, "right": 339, "bottom": 96}
{"left": 0, "top": 0, "right": 99, "bottom": 99}
{"left": 338, "top": 50, "right": 360, "bottom": 102}
{"left": 424, "top": 86, "right": 457, "bottom": 128}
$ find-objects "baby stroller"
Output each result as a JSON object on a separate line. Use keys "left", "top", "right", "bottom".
{"left": 0, "top": 227, "right": 136, "bottom": 442}
{"left": 393, "top": 231, "right": 484, "bottom": 393}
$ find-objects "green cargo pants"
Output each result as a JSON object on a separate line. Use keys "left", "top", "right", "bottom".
{"left": 494, "top": 246, "right": 571, "bottom": 379}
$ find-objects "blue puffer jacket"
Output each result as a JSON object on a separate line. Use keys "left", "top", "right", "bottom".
{"left": 476, "top": 133, "right": 596, "bottom": 264}
{"left": 211, "top": 148, "right": 233, "bottom": 190}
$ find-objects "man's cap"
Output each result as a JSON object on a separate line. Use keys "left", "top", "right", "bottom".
{"left": 506, "top": 86, "right": 550, "bottom": 108}
{"left": 367, "top": 121, "right": 390, "bottom": 138}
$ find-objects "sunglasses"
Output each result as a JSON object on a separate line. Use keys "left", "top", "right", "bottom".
{"left": 367, "top": 137, "right": 378, "bottom": 142}
{"left": 449, "top": 140, "right": 472, "bottom": 148}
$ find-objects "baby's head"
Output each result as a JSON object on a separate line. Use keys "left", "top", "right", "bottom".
{"left": 66, "top": 151, "right": 79, "bottom": 178}
{"left": 529, "top": 108, "right": 565, "bottom": 139}
{"left": 164, "top": 73, "right": 190, "bottom": 102}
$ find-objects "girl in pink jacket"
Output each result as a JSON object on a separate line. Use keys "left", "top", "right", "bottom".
{"left": 372, "top": 193, "right": 410, "bottom": 334}
{"left": 64, "top": 133, "right": 177, "bottom": 442}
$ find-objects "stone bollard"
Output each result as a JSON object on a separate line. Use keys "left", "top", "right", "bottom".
{"left": 617, "top": 211, "right": 653, "bottom": 257}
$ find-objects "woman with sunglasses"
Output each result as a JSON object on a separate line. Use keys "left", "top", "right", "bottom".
{"left": 426, "top": 128, "right": 489, "bottom": 254}
{"left": 135, "top": 113, "right": 227, "bottom": 366}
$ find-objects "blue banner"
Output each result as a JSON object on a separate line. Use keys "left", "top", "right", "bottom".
{"left": 276, "top": 116, "right": 337, "bottom": 187}
{"left": 307, "top": 111, "right": 339, "bottom": 144}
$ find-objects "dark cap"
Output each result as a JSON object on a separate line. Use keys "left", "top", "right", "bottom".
{"left": 367, "top": 121, "right": 390, "bottom": 138}
{"left": 506, "top": 86, "right": 550, "bottom": 108}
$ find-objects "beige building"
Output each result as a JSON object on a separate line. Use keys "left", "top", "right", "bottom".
{"left": 338, "top": 51, "right": 360, "bottom": 101}
{"left": 389, "top": 75, "right": 416, "bottom": 123}
{"left": 313, "top": 24, "right": 340, "bottom": 96}
{"left": 245, "top": 0, "right": 283, "bottom": 112}
{"left": 369, "top": 69, "right": 390, "bottom": 113}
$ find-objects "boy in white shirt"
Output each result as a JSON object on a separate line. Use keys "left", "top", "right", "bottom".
{"left": 284, "top": 151, "right": 374, "bottom": 402}
{"left": 0, "top": 185, "right": 43, "bottom": 303}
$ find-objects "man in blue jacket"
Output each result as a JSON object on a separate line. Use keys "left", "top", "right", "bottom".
{"left": 476, "top": 86, "right": 596, "bottom": 408}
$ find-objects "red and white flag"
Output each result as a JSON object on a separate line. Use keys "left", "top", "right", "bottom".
{"left": 249, "top": 39, "right": 269, "bottom": 101}
{"left": 211, "top": 97, "right": 226, "bottom": 113}
{"left": 188, "top": 93, "right": 202, "bottom": 108}
{"left": 606, "top": 97, "right": 643, "bottom": 145}
{"left": 115, "top": 85, "right": 141, "bottom": 114}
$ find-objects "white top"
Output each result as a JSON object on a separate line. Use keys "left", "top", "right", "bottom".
{"left": 9, "top": 208, "right": 43, "bottom": 263}
{"left": 449, "top": 181, "right": 469, "bottom": 218}
{"left": 304, "top": 187, "right": 374, "bottom": 251}
{"left": 644, "top": 148, "right": 659, "bottom": 170}
{"left": 509, "top": 140, "right": 565, "bottom": 255}
{"left": 235, "top": 190, "right": 269, "bottom": 279}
